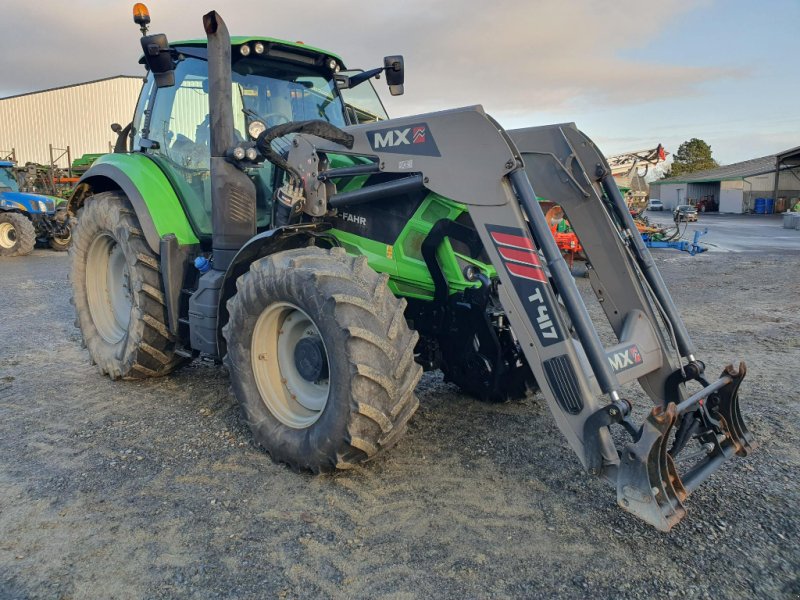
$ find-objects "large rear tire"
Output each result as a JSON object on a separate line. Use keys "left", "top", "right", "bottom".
{"left": 69, "top": 191, "right": 183, "bottom": 379}
{"left": 223, "top": 246, "right": 422, "bottom": 472}
{"left": 0, "top": 212, "right": 35, "bottom": 257}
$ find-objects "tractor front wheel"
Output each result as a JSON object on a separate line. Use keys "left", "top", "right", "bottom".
{"left": 223, "top": 247, "right": 422, "bottom": 472}
{"left": 69, "top": 191, "right": 183, "bottom": 379}
{"left": 49, "top": 219, "right": 73, "bottom": 251}
{"left": 0, "top": 212, "right": 35, "bottom": 257}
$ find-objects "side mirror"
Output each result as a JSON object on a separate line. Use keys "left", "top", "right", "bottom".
{"left": 383, "top": 55, "right": 404, "bottom": 96}
{"left": 140, "top": 33, "right": 175, "bottom": 88}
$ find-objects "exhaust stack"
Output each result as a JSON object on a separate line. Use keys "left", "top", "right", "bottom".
{"left": 203, "top": 10, "right": 256, "bottom": 271}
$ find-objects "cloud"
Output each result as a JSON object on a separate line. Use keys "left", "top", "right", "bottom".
{"left": 0, "top": 0, "right": 739, "bottom": 119}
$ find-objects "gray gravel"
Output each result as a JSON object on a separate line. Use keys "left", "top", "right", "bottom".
{"left": 0, "top": 245, "right": 798, "bottom": 599}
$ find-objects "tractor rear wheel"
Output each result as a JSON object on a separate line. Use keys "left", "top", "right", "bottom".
{"left": 0, "top": 212, "right": 35, "bottom": 257}
{"left": 223, "top": 246, "right": 422, "bottom": 472}
{"left": 69, "top": 191, "right": 183, "bottom": 379}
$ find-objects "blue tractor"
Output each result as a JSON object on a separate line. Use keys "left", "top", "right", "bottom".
{"left": 0, "top": 160, "right": 73, "bottom": 256}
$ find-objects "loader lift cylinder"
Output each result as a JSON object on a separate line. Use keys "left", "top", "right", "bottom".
{"left": 600, "top": 174, "right": 696, "bottom": 360}
{"left": 508, "top": 168, "right": 622, "bottom": 399}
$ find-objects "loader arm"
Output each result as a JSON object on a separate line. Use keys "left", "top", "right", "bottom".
{"left": 247, "top": 106, "right": 754, "bottom": 531}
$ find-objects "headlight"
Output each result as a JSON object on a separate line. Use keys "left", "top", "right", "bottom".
{"left": 245, "top": 147, "right": 257, "bottom": 161}
{"left": 38, "top": 201, "right": 47, "bottom": 212}
{"left": 254, "top": 42, "right": 265, "bottom": 54}
{"left": 248, "top": 120, "right": 267, "bottom": 140}
{"left": 240, "top": 44, "right": 251, "bottom": 57}
{"left": 328, "top": 59, "right": 338, "bottom": 71}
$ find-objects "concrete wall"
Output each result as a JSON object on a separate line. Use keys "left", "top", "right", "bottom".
{"left": 0, "top": 77, "right": 142, "bottom": 167}
{"left": 648, "top": 183, "right": 686, "bottom": 210}
{"left": 719, "top": 180, "right": 744, "bottom": 213}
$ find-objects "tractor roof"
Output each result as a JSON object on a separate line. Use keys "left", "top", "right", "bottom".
{"left": 171, "top": 36, "right": 344, "bottom": 63}
{"left": 0, "top": 161, "right": 14, "bottom": 168}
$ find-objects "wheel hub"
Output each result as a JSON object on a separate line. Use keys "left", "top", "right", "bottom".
{"left": 0, "top": 222, "right": 16, "bottom": 248}
{"left": 293, "top": 336, "right": 329, "bottom": 382}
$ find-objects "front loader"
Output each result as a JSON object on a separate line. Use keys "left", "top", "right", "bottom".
{"left": 68, "top": 5, "right": 753, "bottom": 531}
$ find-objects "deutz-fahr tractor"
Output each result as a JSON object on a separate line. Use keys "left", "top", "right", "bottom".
{"left": 68, "top": 5, "right": 753, "bottom": 530}
{"left": 0, "top": 160, "right": 73, "bottom": 256}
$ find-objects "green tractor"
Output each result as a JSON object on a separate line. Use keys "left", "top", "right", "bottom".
{"left": 68, "top": 6, "right": 753, "bottom": 530}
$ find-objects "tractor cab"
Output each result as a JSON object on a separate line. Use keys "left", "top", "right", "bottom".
{"left": 129, "top": 33, "right": 389, "bottom": 241}
{"left": 0, "top": 161, "right": 20, "bottom": 193}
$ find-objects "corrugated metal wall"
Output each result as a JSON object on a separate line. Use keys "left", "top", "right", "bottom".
{"left": 0, "top": 76, "right": 143, "bottom": 167}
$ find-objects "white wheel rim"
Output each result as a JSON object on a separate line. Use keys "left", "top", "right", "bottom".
{"left": 0, "top": 222, "right": 17, "bottom": 249}
{"left": 251, "top": 302, "right": 330, "bottom": 429}
{"left": 86, "top": 234, "right": 132, "bottom": 344}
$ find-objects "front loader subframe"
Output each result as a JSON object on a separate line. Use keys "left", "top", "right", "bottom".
{"left": 245, "top": 107, "right": 755, "bottom": 530}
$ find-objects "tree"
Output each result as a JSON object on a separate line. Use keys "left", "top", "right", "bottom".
{"left": 663, "top": 138, "right": 718, "bottom": 179}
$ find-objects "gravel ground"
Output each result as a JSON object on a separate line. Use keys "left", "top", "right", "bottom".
{"left": 1, "top": 245, "right": 798, "bottom": 599}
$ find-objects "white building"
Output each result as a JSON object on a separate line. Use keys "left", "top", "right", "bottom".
{"left": 0, "top": 76, "right": 143, "bottom": 167}
{"left": 649, "top": 146, "right": 800, "bottom": 214}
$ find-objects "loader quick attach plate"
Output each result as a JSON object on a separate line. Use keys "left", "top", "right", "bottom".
{"left": 616, "top": 363, "right": 755, "bottom": 531}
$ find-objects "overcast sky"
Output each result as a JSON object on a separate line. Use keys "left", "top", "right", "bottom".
{"left": 0, "top": 0, "right": 797, "bottom": 165}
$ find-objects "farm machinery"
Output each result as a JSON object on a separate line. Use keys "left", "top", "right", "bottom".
{"left": 0, "top": 160, "right": 72, "bottom": 256}
{"left": 67, "top": 5, "right": 753, "bottom": 530}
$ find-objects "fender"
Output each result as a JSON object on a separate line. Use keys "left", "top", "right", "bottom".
{"left": 215, "top": 223, "right": 335, "bottom": 357}
{"left": 68, "top": 153, "right": 199, "bottom": 254}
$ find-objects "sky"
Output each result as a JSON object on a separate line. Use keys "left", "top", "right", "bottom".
{"left": 0, "top": 0, "right": 797, "bottom": 166}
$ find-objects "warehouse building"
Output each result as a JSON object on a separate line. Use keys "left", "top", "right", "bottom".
{"left": 649, "top": 145, "right": 800, "bottom": 214}
{"left": 0, "top": 76, "right": 142, "bottom": 167}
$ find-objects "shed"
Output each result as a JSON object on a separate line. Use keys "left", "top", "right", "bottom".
{"left": 0, "top": 76, "right": 142, "bottom": 168}
{"left": 649, "top": 147, "right": 800, "bottom": 213}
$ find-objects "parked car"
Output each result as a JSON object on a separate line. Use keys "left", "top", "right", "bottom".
{"left": 647, "top": 199, "right": 664, "bottom": 211}
{"left": 674, "top": 205, "right": 698, "bottom": 222}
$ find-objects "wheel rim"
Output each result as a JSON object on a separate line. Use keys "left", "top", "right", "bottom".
{"left": 54, "top": 230, "right": 71, "bottom": 245}
{"left": 0, "top": 222, "right": 17, "bottom": 249}
{"left": 251, "top": 302, "right": 330, "bottom": 429}
{"left": 86, "top": 234, "right": 132, "bottom": 344}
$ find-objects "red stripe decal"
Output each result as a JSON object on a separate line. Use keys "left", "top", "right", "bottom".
{"left": 498, "top": 246, "right": 541, "bottom": 267}
{"left": 506, "top": 262, "right": 546, "bottom": 282}
{"left": 490, "top": 231, "right": 535, "bottom": 250}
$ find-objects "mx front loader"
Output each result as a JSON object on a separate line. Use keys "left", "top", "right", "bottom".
{"left": 67, "top": 5, "right": 754, "bottom": 530}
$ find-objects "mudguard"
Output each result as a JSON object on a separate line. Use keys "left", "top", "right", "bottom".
{"left": 69, "top": 153, "right": 199, "bottom": 253}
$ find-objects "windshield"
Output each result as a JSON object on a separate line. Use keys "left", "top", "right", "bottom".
{"left": 145, "top": 56, "right": 348, "bottom": 161}
{"left": 0, "top": 167, "right": 19, "bottom": 193}
{"left": 234, "top": 56, "right": 348, "bottom": 128}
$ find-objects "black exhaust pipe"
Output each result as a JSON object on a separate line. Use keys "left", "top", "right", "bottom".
{"left": 203, "top": 10, "right": 256, "bottom": 271}
{"left": 187, "top": 11, "right": 257, "bottom": 358}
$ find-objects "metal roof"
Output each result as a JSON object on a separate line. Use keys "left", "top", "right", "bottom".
{"left": 0, "top": 75, "right": 141, "bottom": 101}
{"left": 776, "top": 145, "right": 800, "bottom": 167}
{"left": 653, "top": 146, "right": 799, "bottom": 185}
